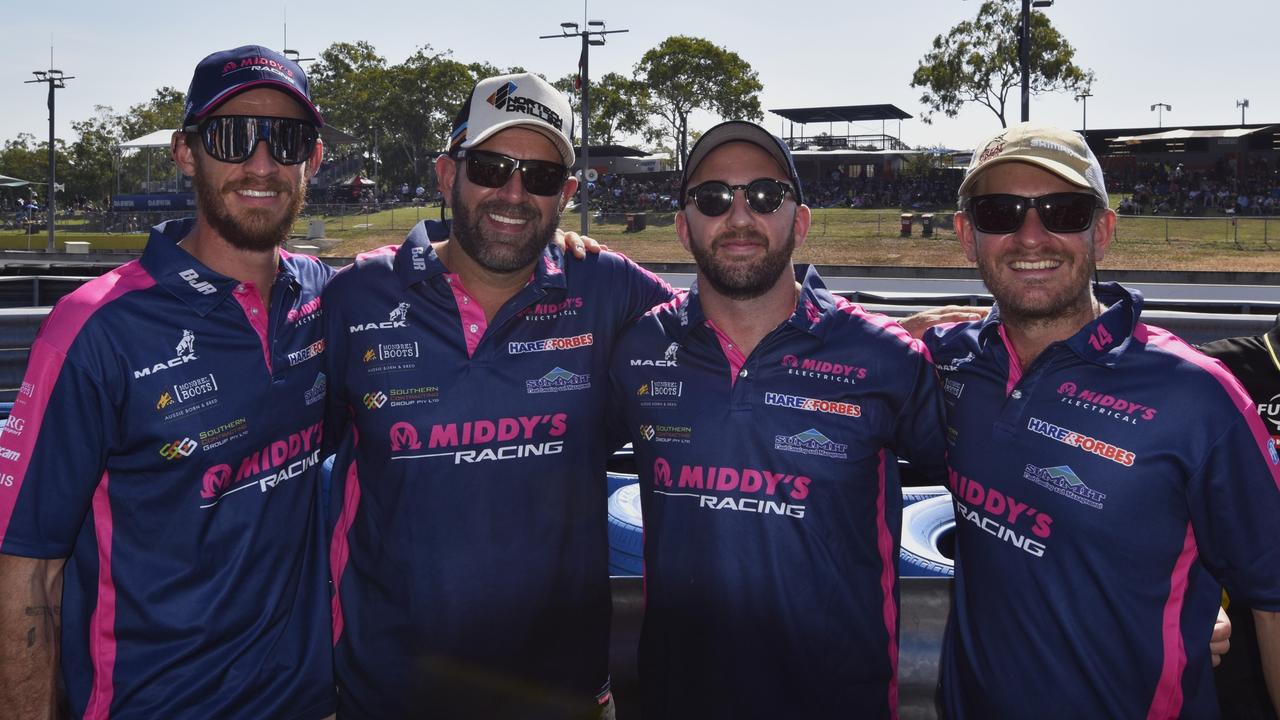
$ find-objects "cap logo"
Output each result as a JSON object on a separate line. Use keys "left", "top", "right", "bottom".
{"left": 223, "top": 56, "right": 295, "bottom": 80}
{"left": 978, "top": 133, "right": 1007, "bottom": 164}
{"left": 484, "top": 81, "right": 564, "bottom": 132}
{"left": 222, "top": 62, "right": 238, "bottom": 73}
{"left": 1030, "top": 138, "right": 1085, "bottom": 161}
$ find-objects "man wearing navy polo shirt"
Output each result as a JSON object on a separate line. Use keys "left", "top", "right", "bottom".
{"left": 608, "top": 121, "right": 948, "bottom": 719}
{"left": 924, "top": 123, "right": 1280, "bottom": 718}
{"left": 0, "top": 46, "right": 335, "bottom": 719}
{"left": 322, "top": 73, "right": 672, "bottom": 719}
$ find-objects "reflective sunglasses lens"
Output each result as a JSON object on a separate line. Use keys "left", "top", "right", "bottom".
{"left": 745, "top": 180, "right": 787, "bottom": 213}
{"left": 466, "top": 151, "right": 516, "bottom": 189}
{"left": 1039, "top": 194, "right": 1096, "bottom": 232}
{"left": 201, "top": 117, "right": 314, "bottom": 165}
{"left": 267, "top": 119, "right": 315, "bottom": 165}
{"left": 517, "top": 160, "right": 568, "bottom": 197}
{"left": 972, "top": 195, "right": 1025, "bottom": 234}
{"left": 692, "top": 182, "right": 735, "bottom": 216}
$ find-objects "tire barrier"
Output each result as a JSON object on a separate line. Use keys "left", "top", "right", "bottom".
{"left": 606, "top": 483, "right": 644, "bottom": 576}
{"left": 900, "top": 487, "right": 956, "bottom": 578}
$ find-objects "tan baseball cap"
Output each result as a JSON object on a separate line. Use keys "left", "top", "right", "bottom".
{"left": 958, "top": 122, "right": 1107, "bottom": 205}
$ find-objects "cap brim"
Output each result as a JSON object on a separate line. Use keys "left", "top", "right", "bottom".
{"left": 462, "top": 119, "right": 576, "bottom": 168}
{"left": 684, "top": 122, "right": 791, "bottom": 186}
{"left": 959, "top": 156, "right": 1095, "bottom": 199}
{"left": 189, "top": 79, "right": 324, "bottom": 128}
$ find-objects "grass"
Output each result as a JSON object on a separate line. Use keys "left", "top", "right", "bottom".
{"left": 3, "top": 203, "right": 1279, "bottom": 272}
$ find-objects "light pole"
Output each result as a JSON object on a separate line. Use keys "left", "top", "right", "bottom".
{"left": 24, "top": 68, "right": 73, "bottom": 252}
{"left": 1019, "top": 0, "right": 1054, "bottom": 122}
{"left": 1236, "top": 99, "right": 1249, "bottom": 126}
{"left": 1150, "top": 102, "right": 1171, "bottom": 128}
{"left": 1074, "top": 91, "right": 1092, "bottom": 134}
{"left": 540, "top": 17, "right": 627, "bottom": 235}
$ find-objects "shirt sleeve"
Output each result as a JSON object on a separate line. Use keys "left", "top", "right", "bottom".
{"left": 0, "top": 335, "right": 113, "bottom": 558}
{"left": 888, "top": 343, "right": 949, "bottom": 487}
{"left": 1187, "top": 409, "right": 1280, "bottom": 610}
{"left": 614, "top": 254, "right": 677, "bottom": 323}
{"left": 321, "top": 283, "right": 351, "bottom": 457}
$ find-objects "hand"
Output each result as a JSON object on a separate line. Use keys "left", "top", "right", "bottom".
{"left": 554, "top": 229, "right": 608, "bottom": 260}
{"left": 1212, "top": 605, "right": 1231, "bottom": 667}
{"left": 898, "top": 306, "right": 989, "bottom": 340}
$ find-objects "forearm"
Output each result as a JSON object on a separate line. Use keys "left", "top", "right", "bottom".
{"left": 0, "top": 553, "right": 64, "bottom": 719}
{"left": 1253, "top": 608, "right": 1280, "bottom": 716}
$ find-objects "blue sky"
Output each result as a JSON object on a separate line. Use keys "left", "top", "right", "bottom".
{"left": 3, "top": 0, "right": 1276, "bottom": 152}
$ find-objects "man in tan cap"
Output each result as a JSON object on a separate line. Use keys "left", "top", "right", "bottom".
{"left": 919, "top": 122, "right": 1280, "bottom": 718}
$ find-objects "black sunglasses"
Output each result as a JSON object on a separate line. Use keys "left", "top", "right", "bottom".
{"left": 183, "top": 115, "right": 319, "bottom": 166}
{"left": 965, "top": 192, "right": 1104, "bottom": 234}
{"left": 686, "top": 179, "right": 795, "bottom": 217}
{"left": 458, "top": 149, "right": 568, "bottom": 197}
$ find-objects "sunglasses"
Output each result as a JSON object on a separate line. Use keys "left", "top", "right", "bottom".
{"left": 184, "top": 115, "right": 319, "bottom": 166}
{"left": 458, "top": 149, "right": 568, "bottom": 197}
{"left": 965, "top": 193, "right": 1104, "bottom": 234}
{"left": 686, "top": 179, "right": 795, "bottom": 217}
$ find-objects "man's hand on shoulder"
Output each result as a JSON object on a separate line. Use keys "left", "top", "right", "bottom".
{"left": 899, "top": 306, "right": 989, "bottom": 340}
{"left": 554, "top": 229, "right": 609, "bottom": 260}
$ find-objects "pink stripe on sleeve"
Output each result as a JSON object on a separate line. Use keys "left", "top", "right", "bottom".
{"left": 874, "top": 450, "right": 900, "bottom": 719}
{"left": 1137, "top": 323, "right": 1280, "bottom": 490}
{"left": 82, "top": 472, "right": 116, "bottom": 720}
{"left": 0, "top": 264, "right": 154, "bottom": 546}
{"left": 1146, "top": 523, "right": 1197, "bottom": 720}
{"left": 330, "top": 458, "right": 363, "bottom": 645}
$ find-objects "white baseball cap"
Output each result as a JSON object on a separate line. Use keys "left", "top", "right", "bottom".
{"left": 959, "top": 122, "right": 1107, "bottom": 205}
{"left": 446, "top": 73, "right": 575, "bottom": 167}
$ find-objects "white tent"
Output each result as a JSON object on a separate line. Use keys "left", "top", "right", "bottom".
{"left": 119, "top": 129, "right": 178, "bottom": 150}
{"left": 1110, "top": 127, "right": 1267, "bottom": 144}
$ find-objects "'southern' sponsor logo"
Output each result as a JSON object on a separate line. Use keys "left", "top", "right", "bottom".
{"left": 159, "top": 438, "right": 198, "bottom": 460}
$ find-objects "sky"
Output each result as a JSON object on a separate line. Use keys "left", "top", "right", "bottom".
{"left": 2, "top": 0, "right": 1277, "bottom": 154}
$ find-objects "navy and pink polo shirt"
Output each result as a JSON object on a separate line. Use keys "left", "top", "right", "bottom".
{"left": 608, "top": 265, "right": 948, "bottom": 719}
{"left": 0, "top": 219, "right": 335, "bottom": 719}
{"left": 322, "top": 220, "right": 673, "bottom": 719}
{"left": 925, "top": 282, "right": 1280, "bottom": 719}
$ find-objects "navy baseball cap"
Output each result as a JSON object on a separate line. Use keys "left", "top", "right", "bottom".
{"left": 680, "top": 121, "right": 805, "bottom": 207}
{"left": 182, "top": 45, "right": 323, "bottom": 128}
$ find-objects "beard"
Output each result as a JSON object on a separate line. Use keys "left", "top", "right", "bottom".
{"left": 976, "top": 239, "right": 1098, "bottom": 323}
{"left": 688, "top": 225, "right": 796, "bottom": 301}
{"left": 193, "top": 153, "right": 306, "bottom": 253}
{"left": 450, "top": 182, "right": 559, "bottom": 273}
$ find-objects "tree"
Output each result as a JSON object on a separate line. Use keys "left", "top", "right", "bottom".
{"left": 910, "top": 0, "right": 1093, "bottom": 128}
{"left": 635, "top": 36, "right": 763, "bottom": 169}
{"left": 67, "top": 106, "right": 123, "bottom": 202}
{"left": 553, "top": 72, "right": 654, "bottom": 147}
{"left": 309, "top": 41, "right": 393, "bottom": 181}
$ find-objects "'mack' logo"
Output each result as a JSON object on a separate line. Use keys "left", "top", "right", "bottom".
{"left": 349, "top": 303, "right": 411, "bottom": 333}
{"left": 774, "top": 428, "right": 849, "bottom": 459}
{"left": 134, "top": 330, "right": 198, "bottom": 378}
{"left": 630, "top": 342, "right": 679, "bottom": 367}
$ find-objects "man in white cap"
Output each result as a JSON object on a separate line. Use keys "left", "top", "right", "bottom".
{"left": 921, "top": 122, "right": 1280, "bottom": 718}
{"left": 321, "top": 72, "right": 672, "bottom": 719}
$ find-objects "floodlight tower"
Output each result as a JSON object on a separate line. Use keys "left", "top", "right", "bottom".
{"left": 1019, "top": 0, "right": 1054, "bottom": 122}
{"left": 1150, "top": 102, "right": 1172, "bottom": 128}
{"left": 541, "top": 16, "right": 628, "bottom": 235}
{"left": 1075, "top": 91, "right": 1092, "bottom": 134}
{"left": 1236, "top": 99, "right": 1249, "bottom": 126}
{"left": 25, "top": 67, "right": 74, "bottom": 252}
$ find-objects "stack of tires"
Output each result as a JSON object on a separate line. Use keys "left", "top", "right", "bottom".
{"left": 899, "top": 486, "right": 955, "bottom": 578}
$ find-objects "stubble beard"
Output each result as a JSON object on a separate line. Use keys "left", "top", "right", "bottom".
{"left": 449, "top": 182, "right": 559, "bottom": 273}
{"left": 193, "top": 152, "right": 306, "bottom": 253}
{"left": 977, "top": 237, "right": 1098, "bottom": 327}
{"left": 689, "top": 226, "right": 796, "bottom": 301}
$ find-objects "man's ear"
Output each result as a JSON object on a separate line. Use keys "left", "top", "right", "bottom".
{"left": 560, "top": 176, "right": 579, "bottom": 213}
{"left": 675, "top": 209, "right": 692, "bottom": 254}
{"left": 1092, "top": 208, "right": 1116, "bottom": 262}
{"left": 955, "top": 211, "right": 979, "bottom": 262}
{"left": 172, "top": 132, "right": 196, "bottom": 178}
{"left": 791, "top": 203, "right": 811, "bottom": 251}
{"left": 304, "top": 138, "right": 325, "bottom": 181}
{"left": 435, "top": 154, "right": 457, "bottom": 206}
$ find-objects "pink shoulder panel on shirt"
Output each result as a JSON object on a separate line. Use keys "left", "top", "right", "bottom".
{"left": 1136, "top": 323, "right": 1280, "bottom": 490}
{"left": 835, "top": 298, "right": 930, "bottom": 356}
{"left": 0, "top": 262, "right": 155, "bottom": 547}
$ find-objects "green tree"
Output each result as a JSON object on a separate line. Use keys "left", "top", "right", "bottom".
{"left": 67, "top": 106, "right": 123, "bottom": 202}
{"left": 309, "top": 41, "right": 392, "bottom": 182}
{"left": 553, "top": 72, "right": 654, "bottom": 147}
{"left": 910, "top": 0, "right": 1093, "bottom": 128}
{"left": 635, "top": 36, "right": 763, "bottom": 169}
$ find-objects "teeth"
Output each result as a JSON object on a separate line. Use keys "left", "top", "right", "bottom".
{"left": 238, "top": 189, "right": 278, "bottom": 198}
{"left": 489, "top": 213, "right": 526, "bottom": 225}
{"left": 1011, "top": 260, "right": 1060, "bottom": 270}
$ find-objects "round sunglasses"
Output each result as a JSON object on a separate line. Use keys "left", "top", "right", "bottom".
{"left": 184, "top": 115, "right": 319, "bottom": 166}
{"left": 458, "top": 149, "right": 568, "bottom": 197}
{"left": 965, "top": 192, "right": 1104, "bottom": 234}
{"left": 685, "top": 178, "right": 796, "bottom": 216}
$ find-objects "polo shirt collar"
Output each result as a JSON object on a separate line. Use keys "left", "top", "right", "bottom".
{"left": 140, "top": 219, "right": 296, "bottom": 317}
{"left": 978, "top": 281, "right": 1142, "bottom": 368}
{"left": 394, "top": 219, "right": 568, "bottom": 293}
{"left": 670, "top": 264, "right": 830, "bottom": 342}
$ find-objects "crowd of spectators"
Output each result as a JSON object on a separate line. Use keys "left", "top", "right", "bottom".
{"left": 1108, "top": 159, "right": 1280, "bottom": 216}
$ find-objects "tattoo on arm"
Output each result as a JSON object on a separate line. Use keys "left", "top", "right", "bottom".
{"left": 23, "top": 606, "right": 59, "bottom": 649}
